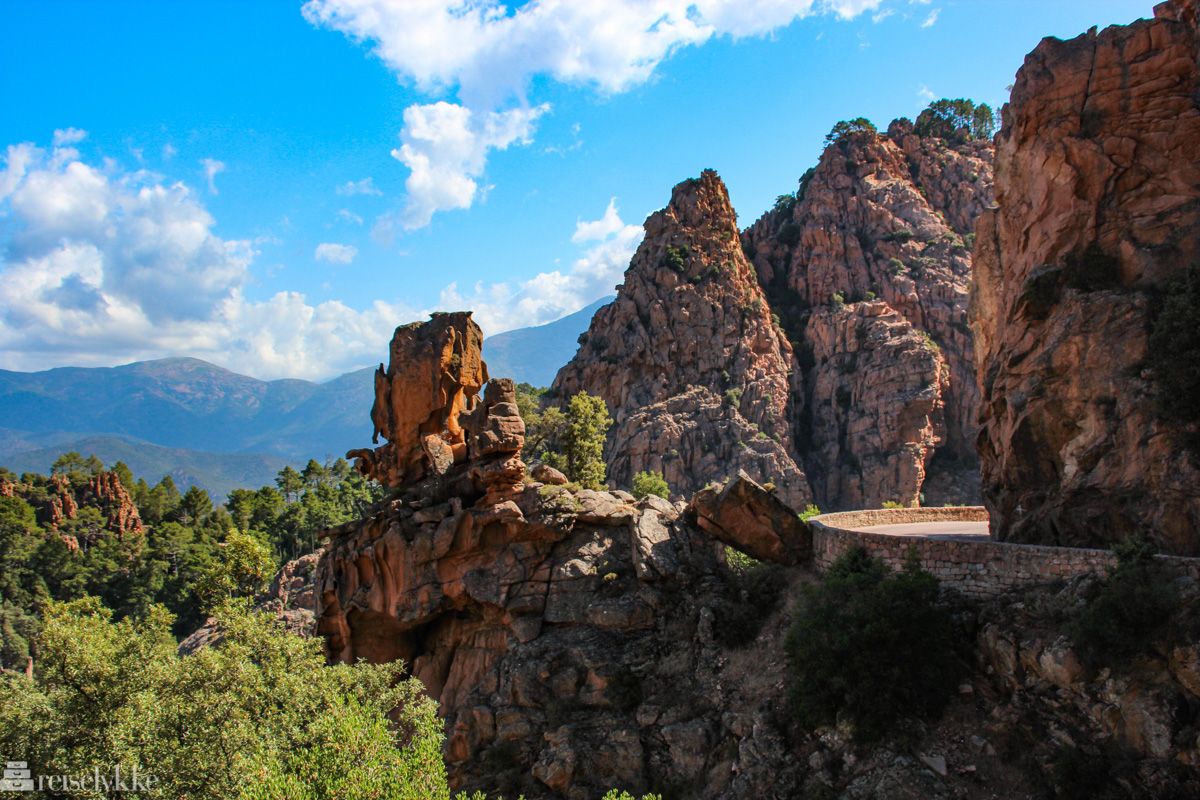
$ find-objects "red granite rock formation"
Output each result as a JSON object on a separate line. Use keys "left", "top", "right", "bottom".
{"left": 552, "top": 170, "right": 813, "bottom": 509}
{"left": 742, "top": 120, "right": 993, "bottom": 507}
{"left": 972, "top": 0, "right": 1200, "bottom": 554}
{"left": 79, "top": 471, "right": 144, "bottom": 536}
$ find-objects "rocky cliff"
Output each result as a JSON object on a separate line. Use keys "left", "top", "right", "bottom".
{"left": 554, "top": 122, "right": 992, "bottom": 510}
{"left": 317, "top": 312, "right": 819, "bottom": 797}
{"left": 972, "top": 0, "right": 1200, "bottom": 555}
{"left": 551, "top": 171, "right": 813, "bottom": 510}
{"left": 743, "top": 119, "right": 993, "bottom": 508}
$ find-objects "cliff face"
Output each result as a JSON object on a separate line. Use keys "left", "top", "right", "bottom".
{"left": 551, "top": 171, "right": 813, "bottom": 510}
{"left": 972, "top": 0, "right": 1200, "bottom": 554}
{"left": 317, "top": 312, "right": 815, "bottom": 798}
{"left": 743, "top": 123, "right": 993, "bottom": 508}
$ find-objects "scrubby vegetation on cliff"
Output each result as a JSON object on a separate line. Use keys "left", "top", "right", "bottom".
{"left": 786, "top": 547, "right": 961, "bottom": 742}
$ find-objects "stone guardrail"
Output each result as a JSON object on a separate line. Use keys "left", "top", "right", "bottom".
{"left": 809, "top": 507, "right": 1200, "bottom": 600}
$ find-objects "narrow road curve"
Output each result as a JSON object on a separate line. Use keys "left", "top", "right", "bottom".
{"left": 850, "top": 520, "right": 991, "bottom": 542}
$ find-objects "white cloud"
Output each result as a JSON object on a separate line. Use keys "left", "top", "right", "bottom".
{"left": 921, "top": 8, "right": 940, "bottom": 27}
{"left": 162, "top": 143, "right": 177, "bottom": 161}
{"left": 314, "top": 242, "right": 358, "bottom": 264}
{"left": 918, "top": 84, "right": 936, "bottom": 102}
{"left": 391, "top": 101, "right": 549, "bottom": 229}
{"left": 200, "top": 158, "right": 225, "bottom": 194}
{"left": 439, "top": 198, "right": 643, "bottom": 335}
{"left": 337, "top": 208, "right": 364, "bottom": 225}
{"left": 52, "top": 128, "right": 87, "bottom": 147}
{"left": 303, "top": 0, "right": 883, "bottom": 228}
{"left": 336, "top": 177, "right": 382, "bottom": 196}
{"left": 0, "top": 135, "right": 422, "bottom": 380}
{"left": 871, "top": 8, "right": 894, "bottom": 23}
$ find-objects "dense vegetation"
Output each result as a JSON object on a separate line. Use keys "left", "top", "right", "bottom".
{"left": 1149, "top": 263, "right": 1200, "bottom": 432}
{"left": 785, "top": 547, "right": 961, "bottom": 742}
{"left": 1070, "top": 538, "right": 1186, "bottom": 670}
{"left": 0, "top": 598, "right": 446, "bottom": 799}
{"left": 0, "top": 454, "right": 381, "bottom": 668}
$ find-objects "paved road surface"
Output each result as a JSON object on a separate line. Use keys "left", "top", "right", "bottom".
{"left": 851, "top": 520, "right": 991, "bottom": 542}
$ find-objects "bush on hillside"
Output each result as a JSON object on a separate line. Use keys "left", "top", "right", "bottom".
{"left": 631, "top": 470, "right": 669, "bottom": 500}
{"left": 1070, "top": 538, "right": 1179, "bottom": 670}
{"left": 785, "top": 547, "right": 961, "bottom": 742}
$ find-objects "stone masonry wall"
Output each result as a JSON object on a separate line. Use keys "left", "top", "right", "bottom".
{"left": 810, "top": 508, "right": 1200, "bottom": 600}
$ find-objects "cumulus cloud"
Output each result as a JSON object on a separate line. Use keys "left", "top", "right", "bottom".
{"left": 200, "top": 158, "right": 225, "bottom": 194}
{"left": 302, "top": 0, "right": 883, "bottom": 228}
{"left": 336, "top": 177, "right": 381, "bottom": 196}
{"left": 0, "top": 135, "right": 419, "bottom": 380}
{"left": 314, "top": 242, "right": 358, "bottom": 264}
{"left": 439, "top": 197, "right": 643, "bottom": 336}
{"left": 391, "top": 101, "right": 549, "bottom": 229}
{"left": 52, "top": 128, "right": 87, "bottom": 147}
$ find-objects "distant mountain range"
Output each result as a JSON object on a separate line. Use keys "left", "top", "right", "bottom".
{"left": 481, "top": 296, "right": 612, "bottom": 388}
{"left": 0, "top": 298, "right": 608, "bottom": 497}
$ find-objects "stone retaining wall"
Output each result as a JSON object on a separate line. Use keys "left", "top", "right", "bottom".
{"left": 809, "top": 508, "right": 1200, "bottom": 600}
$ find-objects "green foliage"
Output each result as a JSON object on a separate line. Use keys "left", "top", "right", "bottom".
{"left": 0, "top": 455, "right": 382, "bottom": 666}
{"left": 724, "top": 387, "right": 743, "bottom": 408}
{"left": 0, "top": 598, "right": 447, "bottom": 800}
{"left": 631, "top": 470, "right": 669, "bottom": 500}
{"left": 830, "top": 292, "right": 846, "bottom": 310}
{"left": 798, "top": 504, "right": 821, "bottom": 522}
{"left": 562, "top": 392, "right": 612, "bottom": 490}
{"left": 824, "top": 117, "right": 877, "bottom": 146}
{"left": 883, "top": 228, "right": 914, "bottom": 243}
{"left": 773, "top": 193, "right": 797, "bottom": 216}
{"left": 195, "top": 530, "right": 276, "bottom": 610}
{"left": 914, "top": 98, "right": 996, "bottom": 141}
{"left": 515, "top": 383, "right": 570, "bottom": 470}
{"left": 601, "top": 792, "right": 663, "bottom": 800}
{"left": 786, "top": 548, "right": 961, "bottom": 742}
{"left": 887, "top": 257, "right": 906, "bottom": 276}
{"left": 50, "top": 452, "right": 104, "bottom": 485}
{"left": 1149, "top": 264, "right": 1200, "bottom": 427}
{"left": 881, "top": 500, "right": 905, "bottom": 509}
{"left": 662, "top": 244, "right": 688, "bottom": 273}
{"left": 1070, "top": 538, "right": 1179, "bottom": 670}
{"left": 716, "top": 553, "right": 788, "bottom": 649}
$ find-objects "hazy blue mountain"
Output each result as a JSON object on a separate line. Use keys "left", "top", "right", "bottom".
{"left": 482, "top": 296, "right": 613, "bottom": 387}
{"left": 0, "top": 298, "right": 608, "bottom": 496}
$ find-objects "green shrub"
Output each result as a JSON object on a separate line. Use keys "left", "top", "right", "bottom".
{"left": 724, "top": 387, "right": 743, "bottom": 408}
{"left": 830, "top": 292, "right": 846, "bottom": 310}
{"left": 799, "top": 504, "right": 821, "bottom": 522}
{"left": 631, "top": 470, "right": 669, "bottom": 500}
{"left": 662, "top": 245, "right": 687, "bottom": 273}
{"left": 1071, "top": 538, "right": 1179, "bottom": 670}
{"left": 881, "top": 500, "right": 905, "bottom": 509}
{"left": 887, "top": 257, "right": 906, "bottom": 276}
{"left": 716, "top": 557, "right": 788, "bottom": 649}
{"left": 785, "top": 548, "right": 961, "bottom": 742}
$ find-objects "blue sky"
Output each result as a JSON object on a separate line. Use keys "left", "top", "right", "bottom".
{"left": 0, "top": 0, "right": 1153, "bottom": 379}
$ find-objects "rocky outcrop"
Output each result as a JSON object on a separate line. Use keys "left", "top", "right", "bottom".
{"left": 742, "top": 120, "right": 993, "bottom": 508}
{"left": 318, "top": 313, "right": 828, "bottom": 798}
{"left": 974, "top": 575, "right": 1200, "bottom": 795}
{"left": 79, "top": 471, "right": 143, "bottom": 536}
{"left": 551, "top": 170, "right": 813, "bottom": 510}
{"left": 686, "top": 473, "right": 811, "bottom": 565}
{"left": 972, "top": 0, "right": 1200, "bottom": 554}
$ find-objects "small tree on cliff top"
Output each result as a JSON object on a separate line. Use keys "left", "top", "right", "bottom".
{"left": 563, "top": 392, "right": 612, "bottom": 490}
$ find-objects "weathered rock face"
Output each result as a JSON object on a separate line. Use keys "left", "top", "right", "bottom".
{"left": 552, "top": 170, "right": 813, "bottom": 510}
{"left": 743, "top": 122, "right": 993, "bottom": 508}
{"left": 350, "top": 311, "right": 492, "bottom": 489}
{"left": 686, "top": 473, "right": 811, "bottom": 565}
{"left": 79, "top": 471, "right": 144, "bottom": 536}
{"left": 972, "top": 0, "right": 1200, "bottom": 554}
{"left": 803, "top": 302, "right": 948, "bottom": 508}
